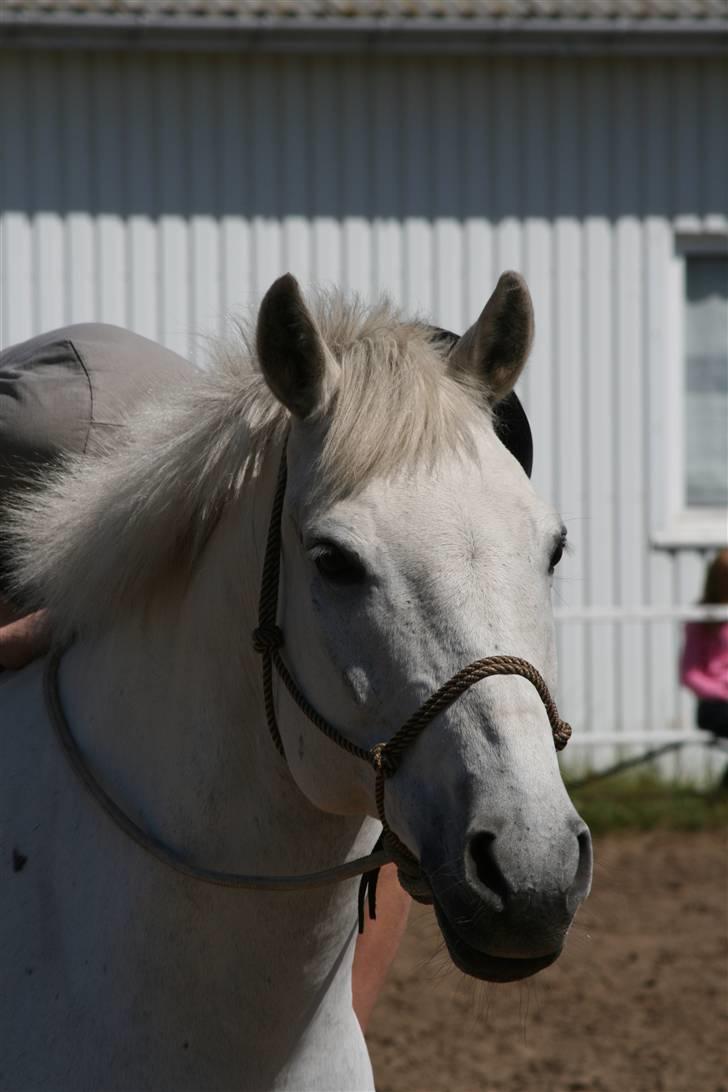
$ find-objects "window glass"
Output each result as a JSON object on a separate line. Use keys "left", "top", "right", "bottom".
{"left": 685, "top": 255, "right": 728, "bottom": 508}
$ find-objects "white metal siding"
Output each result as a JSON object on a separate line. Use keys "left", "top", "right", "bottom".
{"left": 1, "top": 51, "right": 726, "bottom": 777}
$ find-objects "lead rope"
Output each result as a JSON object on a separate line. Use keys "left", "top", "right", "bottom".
{"left": 44, "top": 648, "right": 392, "bottom": 893}
{"left": 252, "top": 440, "right": 572, "bottom": 927}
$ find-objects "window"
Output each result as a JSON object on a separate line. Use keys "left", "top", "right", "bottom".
{"left": 653, "top": 235, "right": 728, "bottom": 549}
{"left": 684, "top": 255, "right": 728, "bottom": 509}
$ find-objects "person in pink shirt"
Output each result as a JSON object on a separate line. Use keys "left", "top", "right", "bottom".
{"left": 680, "top": 548, "right": 728, "bottom": 739}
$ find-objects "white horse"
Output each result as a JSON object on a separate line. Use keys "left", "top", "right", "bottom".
{"left": 0, "top": 272, "right": 591, "bottom": 1092}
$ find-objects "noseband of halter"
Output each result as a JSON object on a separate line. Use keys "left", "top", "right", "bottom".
{"left": 253, "top": 438, "right": 572, "bottom": 897}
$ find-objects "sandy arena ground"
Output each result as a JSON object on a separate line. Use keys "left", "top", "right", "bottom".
{"left": 367, "top": 831, "right": 728, "bottom": 1092}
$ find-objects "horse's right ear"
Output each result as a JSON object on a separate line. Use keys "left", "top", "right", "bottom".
{"left": 256, "top": 274, "right": 337, "bottom": 419}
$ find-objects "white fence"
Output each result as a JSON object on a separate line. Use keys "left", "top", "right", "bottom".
{"left": 556, "top": 605, "right": 728, "bottom": 783}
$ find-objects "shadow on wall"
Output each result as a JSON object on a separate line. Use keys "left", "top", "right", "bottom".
{"left": 0, "top": 53, "right": 726, "bottom": 221}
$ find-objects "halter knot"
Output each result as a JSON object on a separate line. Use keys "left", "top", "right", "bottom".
{"left": 553, "top": 721, "right": 572, "bottom": 751}
{"left": 252, "top": 625, "right": 284, "bottom": 655}
{"left": 369, "top": 742, "right": 396, "bottom": 777}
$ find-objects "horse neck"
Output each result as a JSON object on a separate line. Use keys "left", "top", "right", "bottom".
{"left": 56, "top": 455, "right": 370, "bottom": 919}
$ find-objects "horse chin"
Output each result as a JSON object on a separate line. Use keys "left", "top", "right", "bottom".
{"left": 433, "top": 902, "right": 562, "bottom": 983}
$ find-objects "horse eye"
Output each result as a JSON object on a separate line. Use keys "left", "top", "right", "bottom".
{"left": 311, "top": 543, "right": 367, "bottom": 585}
{"left": 549, "top": 529, "right": 567, "bottom": 574}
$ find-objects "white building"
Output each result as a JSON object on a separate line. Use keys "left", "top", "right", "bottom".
{"left": 1, "top": 0, "right": 727, "bottom": 777}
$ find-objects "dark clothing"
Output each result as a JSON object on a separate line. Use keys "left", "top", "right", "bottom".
{"left": 697, "top": 699, "right": 728, "bottom": 739}
{"left": 0, "top": 324, "right": 194, "bottom": 594}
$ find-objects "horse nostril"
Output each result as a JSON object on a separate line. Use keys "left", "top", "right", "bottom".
{"left": 568, "top": 827, "right": 593, "bottom": 913}
{"left": 468, "top": 831, "right": 510, "bottom": 908}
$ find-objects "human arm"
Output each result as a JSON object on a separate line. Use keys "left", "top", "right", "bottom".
{"left": 351, "top": 862, "right": 411, "bottom": 1032}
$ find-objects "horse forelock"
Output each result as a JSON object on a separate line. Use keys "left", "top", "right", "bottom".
{"left": 307, "top": 293, "right": 488, "bottom": 500}
{"left": 6, "top": 289, "right": 488, "bottom": 640}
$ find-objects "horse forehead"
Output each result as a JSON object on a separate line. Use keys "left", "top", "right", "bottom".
{"left": 323, "top": 452, "right": 536, "bottom": 551}
{"left": 374, "top": 432, "right": 535, "bottom": 523}
{"left": 290, "top": 419, "right": 540, "bottom": 539}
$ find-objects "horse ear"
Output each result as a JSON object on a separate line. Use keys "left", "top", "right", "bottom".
{"left": 256, "top": 273, "right": 337, "bottom": 419}
{"left": 449, "top": 272, "right": 534, "bottom": 402}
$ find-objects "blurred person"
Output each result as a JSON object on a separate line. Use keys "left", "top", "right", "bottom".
{"left": 679, "top": 548, "right": 728, "bottom": 740}
{"left": 0, "top": 322, "right": 409, "bottom": 1029}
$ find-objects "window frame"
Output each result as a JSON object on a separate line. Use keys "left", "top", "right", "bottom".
{"left": 652, "top": 232, "right": 728, "bottom": 550}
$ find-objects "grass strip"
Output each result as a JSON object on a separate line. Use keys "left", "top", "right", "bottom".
{"left": 566, "top": 771, "right": 728, "bottom": 835}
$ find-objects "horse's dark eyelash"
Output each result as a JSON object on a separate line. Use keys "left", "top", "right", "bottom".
{"left": 308, "top": 539, "right": 365, "bottom": 569}
{"left": 549, "top": 527, "right": 569, "bottom": 573}
{"left": 308, "top": 540, "right": 349, "bottom": 562}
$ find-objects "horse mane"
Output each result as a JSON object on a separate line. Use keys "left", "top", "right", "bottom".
{"left": 5, "top": 290, "right": 486, "bottom": 641}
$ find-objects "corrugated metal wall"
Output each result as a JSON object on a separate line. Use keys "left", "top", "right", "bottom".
{"left": 1, "top": 50, "right": 726, "bottom": 777}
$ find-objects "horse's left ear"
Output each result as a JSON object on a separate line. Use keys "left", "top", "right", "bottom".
{"left": 449, "top": 271, "right": 534, "bottom": 402}
{"left": 256, "top": 273, "right": 338, "bottom": 419}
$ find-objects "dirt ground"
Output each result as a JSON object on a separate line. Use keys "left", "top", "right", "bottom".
{"left": 367, "top": 831, "right": 728, "bottom": 1092}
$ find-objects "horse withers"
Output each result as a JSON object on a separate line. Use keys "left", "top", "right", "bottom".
{"left": 0, "top": 272, "right": 591, "bottom": 1091}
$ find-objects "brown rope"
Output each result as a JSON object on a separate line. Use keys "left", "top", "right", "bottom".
{"left": 271, "top": 649, "right": 372, "bottom": 763}
{"left": 44, "top": 647, "right": 391, "bottom": 890}
{"left": 251, "top": 445, "right": 289, "bottom": 758}
{"left": 378, "top": 656, "right": 571, "bottom": 769}
{"left": 253, "top": 439, "right": 372, "bottom": 766}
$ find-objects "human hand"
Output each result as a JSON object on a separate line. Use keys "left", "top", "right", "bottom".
{"left": 0, "top": 609, "right": 51, "bottom": 670}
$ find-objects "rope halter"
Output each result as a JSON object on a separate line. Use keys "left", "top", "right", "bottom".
{"left": 253, "top": 440, "right": 572, "bottom": 904}
{"left": 43, "top": 433, "right": 571, "bottom": 933}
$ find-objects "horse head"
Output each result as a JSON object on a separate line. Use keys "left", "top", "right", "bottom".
{"left": 255, "top": 272, "right": 592, "bottom": 982}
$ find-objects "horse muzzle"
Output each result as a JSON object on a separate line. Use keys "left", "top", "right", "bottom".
{"left": 419, "top": 816, "right": 592, "bottom": 981}
{"left": 433, "top": 900, "right": 563, "bottom": 982}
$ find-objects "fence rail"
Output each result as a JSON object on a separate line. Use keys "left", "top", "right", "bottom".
{"left": 553, "top": 604, "right": 726, "bottom": 781}
{"left": 555, "top": 606, "right": 728, "bottom": 622}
